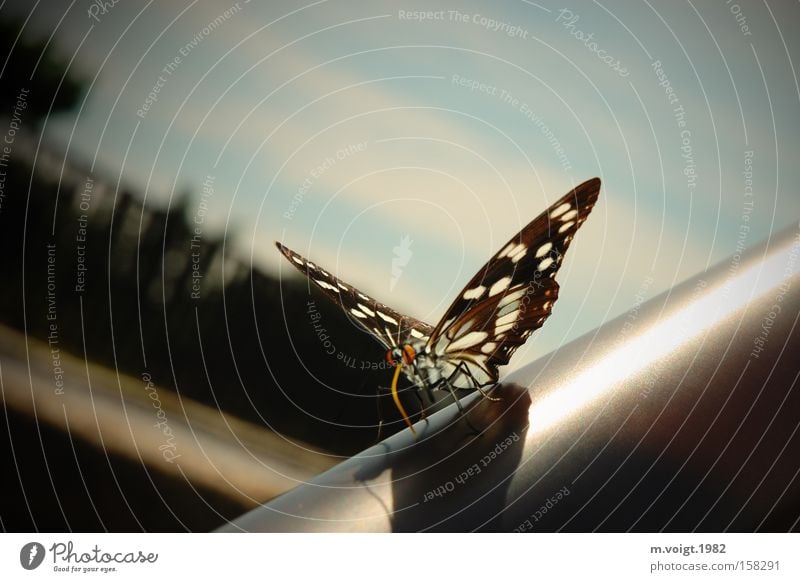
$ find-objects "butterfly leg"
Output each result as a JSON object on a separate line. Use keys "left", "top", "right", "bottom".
{"left": 416, "top": 376, "right": 440, "bottom": 421}
{"left": 424, "top": 383, "right": 436, "bottom": 407}
{"left": 440, "top": 364, "right": 483, "bottom": 433}
{"left": 441, "top": 380, "right": 481, "bottom": 434}
{"left": 459, "top": 365, "right": 501, "bottom": 402}
{"left": 373, "top": 385, "right": 385, "bottom": 444}
{"left": 476, "top": 384, "right": 501, "bottom": 401}
{"left": 413, "top": 389, "right": 428, "bottom": 420}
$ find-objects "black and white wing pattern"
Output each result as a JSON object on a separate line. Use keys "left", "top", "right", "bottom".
{"left": 277, "top": 178, "right": 600, "bottom": 434}
{"left": 426, "top": 177, "right": 601, "bottom": 386}
{"left": 275, "top": 242, "right": 434, "bottom": 350}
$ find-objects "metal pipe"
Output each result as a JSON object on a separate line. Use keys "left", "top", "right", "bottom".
{"left": 219, "top": 222, "right": 800, "bottom": 532}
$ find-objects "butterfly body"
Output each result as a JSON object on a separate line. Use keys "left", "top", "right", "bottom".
{"left": 386, "top": 340, "right": 474, "bottom": 414}
{"left": 277, "top": 177, "right": 601, "bottom": 434}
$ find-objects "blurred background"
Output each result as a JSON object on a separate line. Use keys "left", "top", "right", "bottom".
{"left": 1, "top": 0, "right": 798, "bottom": 531}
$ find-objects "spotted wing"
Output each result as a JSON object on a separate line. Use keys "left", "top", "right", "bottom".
{"left": 428, "top": 178, "right": 601, "bottom": 386}
{"left": 276, "top": 242, "right": 434, "bottom": 349}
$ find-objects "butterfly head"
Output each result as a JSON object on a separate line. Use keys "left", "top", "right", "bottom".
{"left": 386, "top": 344, "right": 416, "bottom": 367}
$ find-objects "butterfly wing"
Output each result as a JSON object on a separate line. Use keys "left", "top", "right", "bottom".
{"left": 427, "top": 177, "right": 601, "bottom": 386}
{"left": 275, "top": 242, "right": 434, "bottom": 349}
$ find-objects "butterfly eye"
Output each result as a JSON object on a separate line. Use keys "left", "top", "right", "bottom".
{"left": 402, "top": 344, "right": 416, "bottom": 366}
{"left": 386, "top": 347, "right": 403, "bottom": 366}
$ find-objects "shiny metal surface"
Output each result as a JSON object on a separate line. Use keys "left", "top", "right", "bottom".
{"left": 220, "top": 223, "right": 800, "bottom": 532}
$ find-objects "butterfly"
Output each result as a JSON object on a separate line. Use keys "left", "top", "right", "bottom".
{"left": 277, "top": 177, "right": 601, "bottom": 436}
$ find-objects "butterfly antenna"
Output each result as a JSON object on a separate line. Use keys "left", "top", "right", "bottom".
{"left": 391, "top": 364, "right": 416, "bottom": 436}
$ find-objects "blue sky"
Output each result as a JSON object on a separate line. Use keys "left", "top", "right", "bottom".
{"left": 10, "top": 0, "right": 800, "bottom": 369}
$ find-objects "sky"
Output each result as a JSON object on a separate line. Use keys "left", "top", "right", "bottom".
{"left": 7, "top": 0, "right": 800, "bottom": 369}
